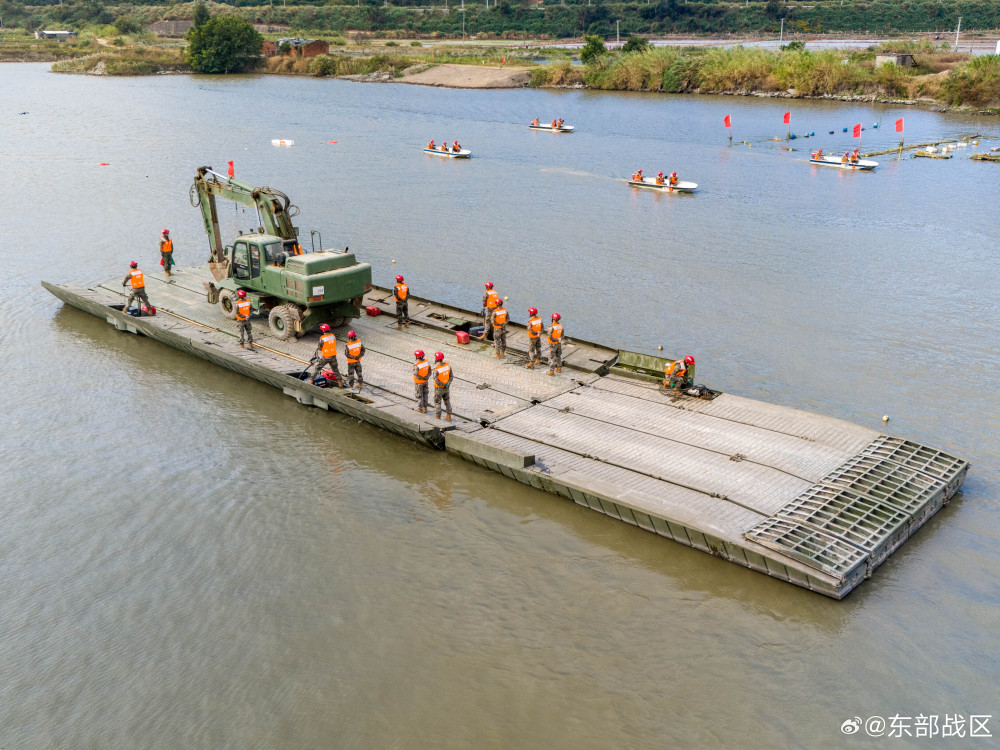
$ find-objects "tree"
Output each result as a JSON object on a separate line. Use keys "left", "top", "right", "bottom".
{"left": 192, "top": 0, "right": 210, "bottom": 29}
{"left": 622, "top": 36, "right": 650, "bottom": 53}
{"left": 580, "top": 33, "right": 606, "bottom": 64}
{"left": 185, "top": 16, "right": 263, "bottom": 74}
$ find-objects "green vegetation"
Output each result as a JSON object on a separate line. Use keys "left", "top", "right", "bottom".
{"left": 185, "top": 15, "right": 262, "bottom": 73}
{"left": 52, "top": 46, "right": 187, "bottom": 74}
{"left": 580, "top": 34, "right": 607, "bottom": 65}
{"left": 622, "top": 36, "right": 651, "bottom": 54}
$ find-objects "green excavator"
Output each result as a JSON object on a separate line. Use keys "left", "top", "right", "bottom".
{"left": 192, "top": 166, "right": 372, "bottom": 339}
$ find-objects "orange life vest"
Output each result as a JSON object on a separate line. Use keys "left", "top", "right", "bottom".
{"left": 666, "top": 361, "right": 686, "bottom": 379}
{"left": 395, "top": 282, "right": 408, "bottom": 301}
{"left": 236, "top": 298, "right": 252, "bottom": 321}
{"left": 427, "top": 142, "right": 435, "bottom": 149}
{"left": 528, "top": 317, "right": 542, "bottom": 339}
{"left": 485, "top": 290, "right": 500, "bottom": 310}
{"left": 320, "top": 333, "right": 337, "bottom": 358}
{"left": 434, "top": 362, "right": 451, "bottom": 387}
{"left": 548, "top": 323, "right": 563, "bottom": 343}
{"left": 669, "top": 175, "right": 678, "bottom": 185}
{"left": 413, "top": 359, "right": 430, "bottom": 384}
{"left": 346, "top": 340, "right": 363, "bottom": 363}
{"left": 492, "top": 308, "right": 508, "bottom": 328}
{"left": 130, "top": 269, "right": 144, "bottom": 289}
{"left": 160, "top": 238, "right": 173, "bottom": 254}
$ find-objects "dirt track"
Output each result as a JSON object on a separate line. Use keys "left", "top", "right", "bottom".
{"left": 396, "top": 63, "right": 530, "bottom": 89}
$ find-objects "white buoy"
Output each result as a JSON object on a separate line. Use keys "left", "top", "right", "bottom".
{"left": 658, "top": 345, "right": 663, "bottom": 350}
{"left": 504, "top": 296, "right": 508, "bottom": 301}
{"left": 391, "top": 259, "right": 396, "bottom": 263}
{"left": 882, "top": 415, "right": 890, "bottom": 423}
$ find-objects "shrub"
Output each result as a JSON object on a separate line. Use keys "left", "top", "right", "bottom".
{"left": 308, "top": 54, "right": 336, "bottom": 76}
{"left": 185, "top": 16, "right": 262, "bottom": 74}
{"left": 580, "top": 34, "right": 607, "bottom": 65}
{"left": 621, "top": 36, "right": 650, "bottom": 54}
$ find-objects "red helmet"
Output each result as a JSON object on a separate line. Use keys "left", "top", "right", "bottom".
{"left": 434, "top": 351, "right": 444, "bottom": 361}
{"left": 236, "top": 290, "right": 246, "bottom": 298}
{"left": 671, "top": 172, "right": 677, "bottom": 177}
{"left": 396, "top": 275, "right": 404, "bottom": 282}
{"left": 319, "top": 323, "right": 331, "bottom": 333}
{"left": 485, "top": 282, "right": 493, "bottom": 289}
{"left": 684, "top": 355, "right": 695, "bottom": 365}
{"left": 162, "top": 229, "right": 169, "bottom": 235}
{"left": 551, "top": 313, "right": 561, "bottom": 321}
{"left": 348, "top": 330, "right": 356, "bottom": 339}
{"left": 414, "top": 350, "right": 425, "bottom": 359}
{"left": 129, "top": 261, "right": 137, "bottom": 268}
{"left": 658, "top": 172, "right": 663, "bottom": 176}
{"left": 528, "top": 307, "right": 538, "bottom": 316}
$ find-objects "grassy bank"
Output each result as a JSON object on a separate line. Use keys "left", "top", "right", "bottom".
{"left": 529, "top": 42, "right": 1000, "bottom": 110}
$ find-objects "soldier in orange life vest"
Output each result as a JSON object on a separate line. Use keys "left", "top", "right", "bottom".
{"left": 491, "top": 300, "right": 509, "bottom": 358}
{"left": 452, "top": 141, "right": 461, "bottom": 152}
{"left": 432, "top": 351, "right": 452, "bottom": 421}
{"left": 655, "top": 172, "right": 665, "bottom": 185}
{"left": 345, "top": 330, "right": 365, "bottom": 390}
{"left": 525, "top": 307, "right": 544, "bottom": 368}
{"left": 545, "top": 313, "right": 563, "bottom": 375}
{"left": 427, "top": 140, "right": 435, "bottom": 150}
{"left": 160, "top": 229, "right": 175, "bottom": 279}
{"left": 307, "top": 323, "right": 342, "bottom": 386}
{"left": 413, "top": 349, "right": 430, "bottom": 413}
{"left": 665, "top": 355, "right": 695, "bottom": 391}
{"left": 393, "top": 274, "right": 410, "bottom": 329}
{"left": 669, "top": 171, "right": 678, "bottom": 186}
{"left": 530, "top": 118, "right": 540, "bottom": 126}
{"left": 235, "top": 289, "right": 254, "bottom": 350}
{"left": 482, "top": 282, "right": 500, "bottom": 334}
{"left": 122, "top": 261, "right": 152, "bottom": 312}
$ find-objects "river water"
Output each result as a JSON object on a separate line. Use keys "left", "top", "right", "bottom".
{"left": 1, "top": 63, "right": 998, "bottom": 748}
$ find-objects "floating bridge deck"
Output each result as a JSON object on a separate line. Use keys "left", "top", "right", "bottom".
{"left": 43, "top": 266, "right": 969, "bottom": 599}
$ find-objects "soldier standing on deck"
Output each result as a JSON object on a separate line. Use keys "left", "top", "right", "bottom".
{"left": 160, "top": 229, "right": 175, "bottom": 280}
{"left": 393, "top": 275, "right": 410, "bottom": 329}
{"left": 122, "top": 261, "right": 152, "bottom": 313}
{"left": 432, "top": 351, "right": 453, "bottom": 421}
{"left": 235, "top": 289, "right": 254, "bottom": 350}
{"left": 492, "top": 300, "right": 508, "bottom": 358}
{"left": 525, "top": 307, "right": 544, "bottom": 368}
{"left": 307, "top": 323, "right": 342, "bottom": 386}
{"left": 345, "top": 330, "right": 365, "bottom": 390}
{"left": 546, "top": 313, "right": 563, "bottom": 376}
{"left": 482, "top": 282, "right": 500, "bottom": 334}
{"left": 413, "top": 350, "right": 430, "bottom": 413}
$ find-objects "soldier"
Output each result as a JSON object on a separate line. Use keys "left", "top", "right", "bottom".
{"left": 413, "top": 349, "right": 430, "bottom": 413}
{"left": 432, "top": 351, "right": 452, "bottom": 421}
{"left": 482, "top": 282, "right": 500, "bottom": 333}
{"left": 525, "top": 307, "right": 544, "bottom": 368}
{"left": 122, "top": 261, "right": 153, "bottom": 313}
{"left": 665, "top": 355, "right": 695, "bottom": 391}
{"left": 160, "top": 229, "right": 175, "bottom": 280}
{"left": 393, "top": 275, "right": 410, "bottom": 329}
{"left": 545, "top": 313, "right": 563, "bottom": 376}
{"left": 491, "top": 300, "right": 508, "bottom": 358}
{"left": 306, "top": 323, "right": 342, "bottom": 386}
{"left": 235, "top": 289, "right": 254, "bottom": 351}
{"left": 345, "top": 330, "right": 365, "bottom": 390}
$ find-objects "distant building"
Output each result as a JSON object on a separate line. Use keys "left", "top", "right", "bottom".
{"left": 148, "top": 20, "right": 194, "bottom": 37}
{"left": 875, "top": 53, "right": 915, "bottom": 68}
{"left": 270, "top": 38, "right": 330, "bottom": 58}
{"left": 34, "top": 30, "right": 78, "bottom": 40}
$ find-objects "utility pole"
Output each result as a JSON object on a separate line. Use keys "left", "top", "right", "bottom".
{"left": 616, "top": 19, "right": 620, "bottom": 47}
{"left": 779, "top": 18, "right": 784, "bottom": 44}
{"left": 954, "top": 16, "right": 961, "bottom": 50}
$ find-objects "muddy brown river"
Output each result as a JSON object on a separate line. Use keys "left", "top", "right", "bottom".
{"left": 2, "top": 63, "right": 998, "bottom": 748}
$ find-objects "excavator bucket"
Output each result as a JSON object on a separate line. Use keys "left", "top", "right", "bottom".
{"left": 208, "top": 260, "right": 230, "bottom": 283}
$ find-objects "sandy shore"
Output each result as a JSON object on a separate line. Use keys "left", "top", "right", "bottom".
{"left": 395, "top": 63, "right": 530, "bottom": 88}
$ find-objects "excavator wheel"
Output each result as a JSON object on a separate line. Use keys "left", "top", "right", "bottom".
{"left": 218, "top": 289, "right": 239, "bottom": 320}
{"left": 268, "top": 305, "right": 299, "bottom": 340}
{"left": 330, "top": 316, "right": 347, "bottom": 328}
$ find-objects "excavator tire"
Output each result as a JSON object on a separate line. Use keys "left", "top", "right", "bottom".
{"left": 269, "top": 305, "right": 298, "bottom": 340}
{"left": 331, "top": 316, "right": 347, "bottom": 328}
{"left": 218, "top": 289, "right": 239, "bottom": 320}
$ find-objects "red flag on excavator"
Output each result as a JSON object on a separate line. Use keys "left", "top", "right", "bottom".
{"left": 852, "top": 123, "right": 862, "bottom": 138}
{"left": 227, "top": 161, "right": 234, "bottom": 177}
{"left": 783, "top": 111, "right": 790, "bottom": 124}
{"left": 724, "top": 114, "right": 731, "bottom": 128}
{"left": 895, "top": 118, "right": 904, "bottom": 133}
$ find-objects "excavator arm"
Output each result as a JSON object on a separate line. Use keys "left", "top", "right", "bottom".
{"left": 193, "top": 166, "right": 300, "bottom": 279}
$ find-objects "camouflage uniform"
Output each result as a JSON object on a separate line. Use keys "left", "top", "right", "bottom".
{"left": 547, "top": 322, "right": 564, "bottom": 373}
{"left": 413, "top": 359, "right": 430, "bottom": 411}
{"left": 309, "top": 356, "right": 341, "bottom": 384}
{"left": 346, "top": 341, "right": 366, "bottom": 388}
{"left": 237, "top": 318, "right": 253, "bottom": 347}
{"left": 433, "top": 363, "right": 453, "bottom": 419}
{"left": 666, "top": 361, "right": 689, "bottom": 390}
{"left": 160, "top": 236, "right": 175, "bottom": 278}
{"left": 526, "top": 316, "right": 544, "bottom": 366}
{"left": 492, "top": 308, "right": 508, "bottom": 356}
{"left": 394, "top": 282, "right": 410, "bottom": 327}
{"left": 122, "top": 270, "right": 151, "bottom": 311}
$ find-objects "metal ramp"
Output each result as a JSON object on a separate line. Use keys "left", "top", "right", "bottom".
{"left": 744, "top": 436, "right": 970, "bottom": 582}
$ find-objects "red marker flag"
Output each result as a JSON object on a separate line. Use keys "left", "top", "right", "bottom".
{"left": 227, "top": 160, "right": 235, "bottom": 177}
{"left": 783, "top": 111, "right": 791, "bottom": 125}
{"left": 895, "top": 118, "right": 904, "bottom": 133}
{"left": 724, "top": 114, "right": 731, "bottom": 128}
{"left": 852, "top": 123, "right": 862, "bottom": 138}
